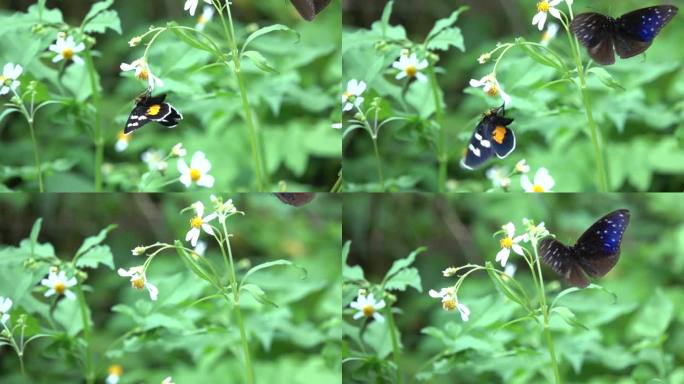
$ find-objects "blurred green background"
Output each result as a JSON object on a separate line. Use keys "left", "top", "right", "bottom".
{"left": 342, "top": 0, "right": 684, "bottom": 192}
{"left": 0, "top": 0, "right": 341, "bottom": 191}
{"left": 0, "top": 193, "right": 341, "bottom": 383}
{"left": 343, "top": 193, "right": 684, "bottom": 383}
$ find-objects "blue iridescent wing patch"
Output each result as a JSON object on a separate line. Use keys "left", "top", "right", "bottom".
{"left": 540, "top": 209, "right": 630, "bottom": 288}
{"left": 461, "top": 105, "right": 516, "bottom": 170}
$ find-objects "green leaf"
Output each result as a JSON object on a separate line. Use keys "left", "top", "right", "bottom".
{"left": 83, "top": 9, "right": 121, "bottom": 34}
{"left": 241, "top": 283, "right": 278, "bottom": 307}
{"left": 242, "top": 24, "right": 299, "bottom": 53}
{"left": 83, "top": 0, "right": 114, "bottom": 22}
{"left": 241, "top": 259, "right": 306, "bottom": 287}
{"left": 426, "top": 27, "right": 465, "bottom": 52}
{"left": 384, "top": 247, "right": 426, "bottom": 281}
{"left": 484, "top": 261, "right": 529, "bottom": 310}
{"left": 74, "top": 224, "right": 117, "bottom": 259}
{"left": 550, "top": 283, "right": 616, "bottom": 309}
{"left": 588, "top": 67, "right": 625, "bottom": 91}
{"left": 242, "top": 50, "right": 279, "bottom": 74}
{"left": 551, "top": 306, "right": 588, "bottom": 330}
{"left": 342, "top": 240, "right": 365, "bottom": 282}
{"left": 627, "top": 289, "right": 673, "bottom": 339}
{"left": 384, "top": 267, "right": 422, "bottom": 292}
{"left": 425, "top": 6, "right": 468, "bottom": 42}
{"left": 75, "top": 245, "right": 114, "bottom": 270}
{"left": 29, "top": 218, "right": 43, "bottom": 252}
{"left": 169, "top": 23, "right": 218, "bottom": 55}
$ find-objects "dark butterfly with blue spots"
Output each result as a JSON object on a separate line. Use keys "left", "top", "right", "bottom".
{"left": 290, "top": 0, "right": 331, "bottom": 21}
{"left": 274, "top": 193, "right": 316, "bottom": 207}
{"left": 461, "top": 105, "right": 516, "bottom": 170}
{"left": 571, "top": 6, "right": 678, "bottom": 65}
{"left": 124, "top": 91, "right": 183, "bottom": 134}
{"left": 540, "top": 209, "right": 630, "bottom": 288}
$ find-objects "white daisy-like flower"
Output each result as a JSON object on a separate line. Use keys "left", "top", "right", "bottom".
{"left": 0, "top": 296, "right": 12, "bottom": 325}
{"left": 177, "top": 151, "right": 215, "bottom": 188}
{"left": 522, "top": 218, "right": 550, "bottom": 238}
{"left": 184, "top": 0, "right": 212, "bottom": 16}
{"left": 185, "top": 201, "right": 217, "bottom": 247}
{"left": 469, "top": 74, "right": 511, "bottom": 106}
{"left": 115, "top": 131, "right": 130, "bottom": 152}
{"left": 532, "top": 0, "right": 562, "bottom": 31}
{"left": 515, "top": 159, "right": 530, "bottom": 174}
{"left": 194, "top": 241, "right": 207, "bottom": 257}
{"left": 392, "top": 53, "right": 429, "bottom": 82}
{"left": 105, "top": 365, "right": 123, "bottom": 384}
{"left": 41, "top": 270, "right": 78, "bottom": 300}
{"left": 209, "top": 195, "right": 237, "bottom": 223}
{"left": 142, "top": 149, "right": 168, "bottom": 172}
{"left": 342, "top": 79, "right": 366, "bottom": 112}
{"left": 117, "top": 266, "right": 158, "bottom": 301}
{"left": 349, "top": 293, "right": 386, "bottom": 322}
{"left": 161, "top": 377, "right": 175, "bottom": 384}
{"left": 120, "top": 58, "right": 164, "bottom": 90}
{"left": 504, "top": 263, "right": 517, "bottom": 279}
{"left": 486, "top": 166, "right": 511, "bottom": 189}
{"left": 428, "top": 287, "right": 470, "bottom": 321}
{"left": 541, "top": 23, "right": 559, "bottom": 46}
{"left": 496, "top": 222, "right": 526, "bottom": 267}
{"left": 521, "top": 167, "right": 555, "bottom": 193}
{"left": 49, "top": 35, "right": 85, "bottom": 65}
{"left": 196, "top": 5, "right": 215, "bottom": 30}
{"left": 0, "top": 63, "right": 22, "bottom": 96}
{"left": 171, "top": 143, "right": 187, "bottom": 158}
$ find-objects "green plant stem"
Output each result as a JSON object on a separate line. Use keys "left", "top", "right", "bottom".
{"left": 75, "top": 284, "right": 94, "bottom": 384}
{"left": 427, "top": 66, "right": 447, "bottom": 192}
{"left": 221, "top": 221, "right": 255, "bottom": 384}
{"left": 371, "top": 137, "right": 385, "bottom": 191}
{"left": 26, "top": 117, "right": 44, "bottom": 192}
{"left": 83, "top": 49, "right": 104, "bottom": 192}
{"left": 217, "top": 1, "right": 267, "bottom": 191}
{"left": 330, "top": 169, "right": 343, "bottom": 192}
{"left": 531, "top": 239, "right": 561, "bottom": 384}
{"left": 385, "top": 306, "right": 403, "bottom": 384}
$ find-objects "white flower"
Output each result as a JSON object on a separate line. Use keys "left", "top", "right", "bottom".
{"left": 128, "top": 36, "right": 142, "bottom": 47}
{"left": 469, "top": 74, "right": 511, "bottom": 107}
{"left": 177, "top": 151, "right": 215, "bottom": 188}
{"left": 532, "top": 0, "right": 562, "bottom": 31}
{"left": 171, "top": 143, "right": 187, "bottom": 158}
{"left": 0, "top": 296, "right": 12, "bottom": 325}
{"left": 522, "top": 218, "right": 550, "bottom": 238}
{"left": 331, "top": 122, "right": 343, "bottom": 129}
{"left": 117, "top": 266, "right": 158, "bottom": 301}
{"left": 209, "top": 195, "right": 237, "bottom": 223}
{"left": 442, "top": 267, "right": 458, "bottom": 277}
{"left": 105, "top": 365, "right": 123, "bottom": 384}
{"left": 142, "top": 149, "right": 168, "bottom": 172}
{"left": 429, "top": 287, "right": 470, "bottom": 321}
{"left": 392, "top": 53, "right": 429, "bottom": 82}
{"left": 515, "top": 159, "right": 530, "bottom": 174}
{"left": 161, "top": 377, "right": 175, "bottom": 384}
{"left": 185, "top": 201, "right": 217, "bottom": 247}
{"left": 131, "top": 246, "right": 146, "bottom": 256}
{"left": 477, "top": 53, "right": 491, "bottom": 64}
{"left": 486, "top": 166, "right": 511, "bottom": 189}
{"left": 342, "top": 79, "right": 366, "bottom": 112}
{"left": 49, "top": 35, "right": 85, "bottom": 65}
{"left": 196, "top": 5, "right": 215, "bottom": 30}
{"left": 41, "top": 271, "right": 78, "bottom": 300}
{"left": 194, "top": 241, "right": 207, "bottom": 257}
{"left": 184, "top": 0, "right": 212, "bottom": 16}
{"left": 541, "top": 23, "right": 559, "bottom": 46}
{"left": 496, "top": 222, "right": 526, "bottom": 267}
{"left": 521, "top": 167, "right": 555, "bottom": 192}
{"left": 120, "top": 58, "right": 164, "bottom": 90}
{"left": 349, "top": 293, "right": 386, "bottom": 322}
{"left": 115, "top": 131, "right": 130, "bottom": 152}
{"left": 0, "top": 63, "right": 22, "bottom": 96}
{"left": 504, "top": 263, "right": 517, "bottom": 279}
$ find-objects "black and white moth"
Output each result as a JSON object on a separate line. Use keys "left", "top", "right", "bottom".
{"left": 124, "top": 92, "right": 183, "bottom": 134}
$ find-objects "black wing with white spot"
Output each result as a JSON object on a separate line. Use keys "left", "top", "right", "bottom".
{"left": 540, "top": 237, "right": 590, "bottom": 288}
{"left": 124, "top": 93, "right": 183, "bottom": 134}
{"left": 460, "top": 117, "right": 495, "bottom": 170}
{"left": 573, "top": 209, "right": 630, "bottom": 278}
{"left": 617, "top": 6, "right": 678, "bottom": 42}
{"left": 571, "top": 12, "right": 616, "bottom": 65}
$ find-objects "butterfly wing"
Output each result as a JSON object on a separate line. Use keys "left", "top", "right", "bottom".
{"left": 274, "top": 193, "right": 316, "bottom": 207}
{"left": 290, "top": 0, "right": 331, "bottom": 21}
{"left": 571, "top": 13, "right": 616, "bottom": 65}
{"left": 124, "top": 96, "right": 154, "bottom": 134}
{"left": 572, "top": 209, "right": 630, "bottom": 278}
{"left": 615, "top": 6, "right": 678, "bottom": 58}
{"left": 490, "top": 125, "right": 516, "bottom": 159}
{"left": 460, "top": 117, "right": 494, "bottom": 170}
{"left": 540, "top": 237, "right": 590, "bottom": 288}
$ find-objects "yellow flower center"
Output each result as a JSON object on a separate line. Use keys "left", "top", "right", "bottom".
{"left": 137, "top": 68, "right": 149, "bottom": 81}
{"left": 362, "top": 304, "right": 375, "bottom": 317}
{"left": 486, "top": 84, "right": 499, "bottom": 96}
{"left": 533, "top": 184, "right": 545, "bottom": 192}
{"left": 0, "top": 75, "right": 7, "bottom": 84}
{"left": 54, "top": 281, "right": 66, "bottom": 294}
{"left": 131, "top": 276, "right": 145, "bottom": 290}
{"left": 542, "top": 31, "right": 551, "bottom": 42}
{"left": 500, "top": 237, "right": 513, "bottom": 249}
{"left": 190, "top": 216, "right": 203, "bottom": 229}
{"left": 343, "top": 91, "right": 351, "bottom": 100}
{"left": 537, "top": 1, "right": 550, "bottom": 12}
{"left": 108, "top": 364, "right": 123, "bottom": 376}
{"left": 62, "top": 48, "right": 74, "bottom": 60}
{"left": 198, "top": 15, "right": 208, "bottom": 24}
{"left": 442, "top": 298, "right": 457, "bottom": 311}
{"left": 405, "top": 65, "right": 417, "bottom": 78}
{"left": 146, "top": 104, "right": 161, "bottom": 116}
{"left": 189, "top": 168, "right": 202, "bottom": 181}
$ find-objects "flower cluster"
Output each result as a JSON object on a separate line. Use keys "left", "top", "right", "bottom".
{"left": 0, "top": 296, "right": 12, "bottom": 325}
{"left": 495, "top": 218, "right": 549, "bottom": 266}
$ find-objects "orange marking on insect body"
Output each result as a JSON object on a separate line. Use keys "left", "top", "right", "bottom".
{"left": 492, "top": 126, "right": 507, "bottom": 144}
{"left": 147, "top": 104, "right": 161, "bottom": 116}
